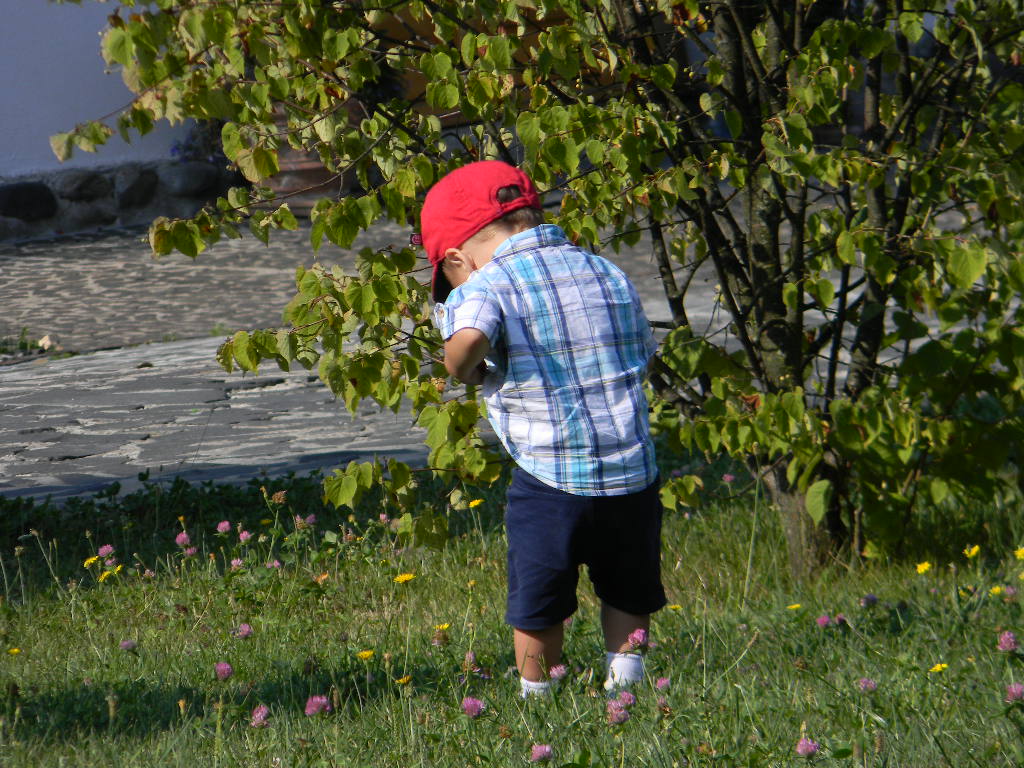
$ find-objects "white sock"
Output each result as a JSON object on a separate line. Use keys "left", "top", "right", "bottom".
{"left": 604, "top": 652, "right": 644, "bottom": 691}
{"left": 520, "top": 677, "right": 553, "bottom": 698}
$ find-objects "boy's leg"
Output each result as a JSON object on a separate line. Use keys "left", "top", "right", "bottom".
{"left": 601, "top": 603, "right": 648, "bottom": 690}
{"left": 588, "top": 479, "right": 665, "bottom": 690}
{"left": 514, "top": 623, "right": 565, "bottom": 682}
{"left": 601, "top": 603, "right": 649, "bottom": 652}
{"left": 504, "top": 469, "right": 583, "bottom": 696}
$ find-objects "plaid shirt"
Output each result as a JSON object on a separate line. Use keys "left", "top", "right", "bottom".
{"left": 433, "top": 225, "right": 658, "bottom": 496}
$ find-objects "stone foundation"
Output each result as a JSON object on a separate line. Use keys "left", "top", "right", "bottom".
{"left": 0, "top": 160, "right": 242, "bottom": 242}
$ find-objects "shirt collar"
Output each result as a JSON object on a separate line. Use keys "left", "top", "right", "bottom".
{"left": 492, "top": 224, "right": 569, "bottom": 262}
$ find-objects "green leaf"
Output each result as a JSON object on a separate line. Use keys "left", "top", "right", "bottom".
{"left": 660, "top": 475, "right": 704, "bottom": 510}
{"left": 861, "top": 540, "right": 884, "bottom": 559}
{"left": 323, "top": 470, "right": 360, "bottom": 510}
{"left": 326, "top": 202, "right": 359, "bottom": 248}
{"left": 947, "top": 246, "right": 986, "bottom": 290}
{"left": 897, "top": 12, "right": 924, "bottom": 44}
{"left": 236, "top": 146, "right": 280, "bottom": 183}
{"left": 426, "top": 81, "right": 459, "bottom": 110}
{"left": 782, "top": 282, "right": 800, "bottom": 311}
{"left": 650, "top": 63, "right": 675, "bottom": 91}
{"left": 516, "top": 112, "right": 541, "bottom": 157}
{"left": 170, "top": 221, "right": 204, "bottom": 258}
{"left": 216, "top": 339, "right": 234, "bottom": 373}
{"left": 388, "top": 459, "right": 411, "bottom": 489}
{"left": 485, "top": 36, "right": 511, "bottom": 71}
{"left": 249, "top": 212, "right": 270, "bottom": 244}
{"left": 724, "top": 110, "right": 743, "bottom": 140}
{"left": 149, "top": 218, "right": 174, "bottom": 256}
{"left": 859, "top": 28, "right": 891, "bottom": 58}
{"left": 928, "top": 477, "right": 949, "bottom": 505}
{"left": 460, "top": 32, "right": 477, "bottom": 66}
{"left": 276, "top": 329, "right": 297, "bottom": 360}
{"left": 323, "top": 29, "right": 352, "bottom": 60}
{"left": 313, "top": 113, "right": 337, "bottom": 144}
{"left": 395, "top": 510, "right": 448, "bottom": 550}
{"left": 543, "top": 135, "right": 580, "bottom": 177}
{"left": 805, "top": 479, "right": 833, "bottom": 525}
{"left": 227, "top": 185, "right": 251, "bottom": 213}
{"left": 180, "top": 9, "right": 210, "bottom": 54}
{"left": 783, "top": 113, "right": 813, "bottom": 151}
{"left": 272, "top": 203, "right": 298, "bottom": 231}
{"left": 232, "top": 330, "right": 257, "bottom": 372}
{"left": 221, "top": 124, "right": 245, "bottom": 163}
{"left": 49, "top": 133, "right": 73, "bottom": 163}
{"left": 811, "top": 277, "right": 835, "bottom": 308}
{"left": 103, "top": 27, "right": 135, "bottom": 66}
{"left": 393, "top": 167, "right": 417, "bottom": 198}
{"left": 836, "top": 231, "right": 856, "bottom": 265}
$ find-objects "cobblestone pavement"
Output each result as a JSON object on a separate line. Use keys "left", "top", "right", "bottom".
{"left": 1, "top": 223, "right": 392, "bottom": 353}
{"left": 0, "top": 221, "right": 718, "bottom": 501}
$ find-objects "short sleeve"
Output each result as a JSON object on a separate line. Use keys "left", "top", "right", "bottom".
{"left": 438, "top": 278, "right": 503, "bottom": 347}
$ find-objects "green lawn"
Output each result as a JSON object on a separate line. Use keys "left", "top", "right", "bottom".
{"left": 1, "top": 473, "right": 1022, "bottom": 766}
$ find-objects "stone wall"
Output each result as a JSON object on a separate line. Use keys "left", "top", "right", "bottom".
{"left": 0, "top": 161, "right": 241, "bottom": 242}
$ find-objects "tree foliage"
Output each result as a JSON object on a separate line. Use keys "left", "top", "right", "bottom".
{"left": 56, "top": 0, "right": 1024, "bottom": 571}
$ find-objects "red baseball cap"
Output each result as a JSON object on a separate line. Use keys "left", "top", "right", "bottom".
{"left": 420, "top": 160, "right": 541, "bottom": 302}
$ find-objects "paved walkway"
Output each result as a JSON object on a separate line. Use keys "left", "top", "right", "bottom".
{"left": 0, "top": 222, "right": 718, "bottom": 501}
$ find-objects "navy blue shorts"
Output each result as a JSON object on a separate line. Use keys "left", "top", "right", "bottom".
{"left": 504, "top": 468, "right": 667, "bottom": 630}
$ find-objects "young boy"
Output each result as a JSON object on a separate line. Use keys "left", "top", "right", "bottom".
{"left": 422, "top": 160, "right": 666, "bottom": 696}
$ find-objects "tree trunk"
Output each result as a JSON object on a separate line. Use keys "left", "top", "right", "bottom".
{"left": 761, "top": 465, "right": 833, "bottom": 582}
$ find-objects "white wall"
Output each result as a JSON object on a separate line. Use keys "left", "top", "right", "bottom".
{"left": 1, "top": 1, "right": 189, "bottom": 178}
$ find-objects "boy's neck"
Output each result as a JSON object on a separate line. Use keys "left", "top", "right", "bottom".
{"left": 489, "top": 223, "right": 537, "bottom": 257}
{"left": 470, "top": 224, "right": 533, "bottom": 267}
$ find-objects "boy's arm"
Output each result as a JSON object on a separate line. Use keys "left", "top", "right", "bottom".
{"left": 444, "top": 328, "right": 491, "bottom": 385}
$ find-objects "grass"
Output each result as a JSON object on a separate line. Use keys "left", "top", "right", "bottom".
{"left": 1, "top": 471, "right": 1023, "bottom": 766}
{"left": 0, "top": 327, "right": 36, "bottom": 357}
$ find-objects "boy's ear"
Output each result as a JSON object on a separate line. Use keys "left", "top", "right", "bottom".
{"left": 443, "top": 247, "right": 471, "bottom": 270}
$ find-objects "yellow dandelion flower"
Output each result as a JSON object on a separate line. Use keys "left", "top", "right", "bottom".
{"left": 356, "top": 650, "right": 374, "bottom": 661}
{"left": 393, "top": 573, "right": 416, "bottom": 584}
{"left": 7, "top": 648, "right": 21, "bottom": 656}
{"left": 958, "top": 588, "right": 968, "bottom": 598}
{"left": 434, "top": 623, "right": 451, "bottom": 631}
{"left": 83, "top": 556, "right": 99, "bottom": 568}
{"left": 114, "top": 564, "right": 123, "bottom": 574}
{"left": 991, "top": 585, "right": 1004, "bottom": 596}
{"left": 98, "top": 570, "right": 114, "bottom": 583}
{"left": 786, "top": 603, "right": 802, "bottom": 610}
{"left": 394, "top": 675, "right": 412, "bottom": 685}
{"left": 177, "top": 515, "right": 185, "bottom": 523}
{"left": 916, "top": 562, "right": 932, "bottom": 574}
{"left": 467, "top": 579, "right": 477, "bottom": 588}
{"left": 963, "top": 545, "right": 980, "bottom": 559}
{"left": 1015, "top": 547, "right": 1024, "bottom": 561}
{"left": 668, "top": 604, "right": 682, "bottom": 612}
{"left": 468, "top": 499, "right": 484, "bottom": 508}
{"left": 928, "top": 662, "right": 948, "bottom": 673}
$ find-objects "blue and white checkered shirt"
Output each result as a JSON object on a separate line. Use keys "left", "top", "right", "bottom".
{"left": 433, "top": 225, "right": 658, "bottom": 496}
